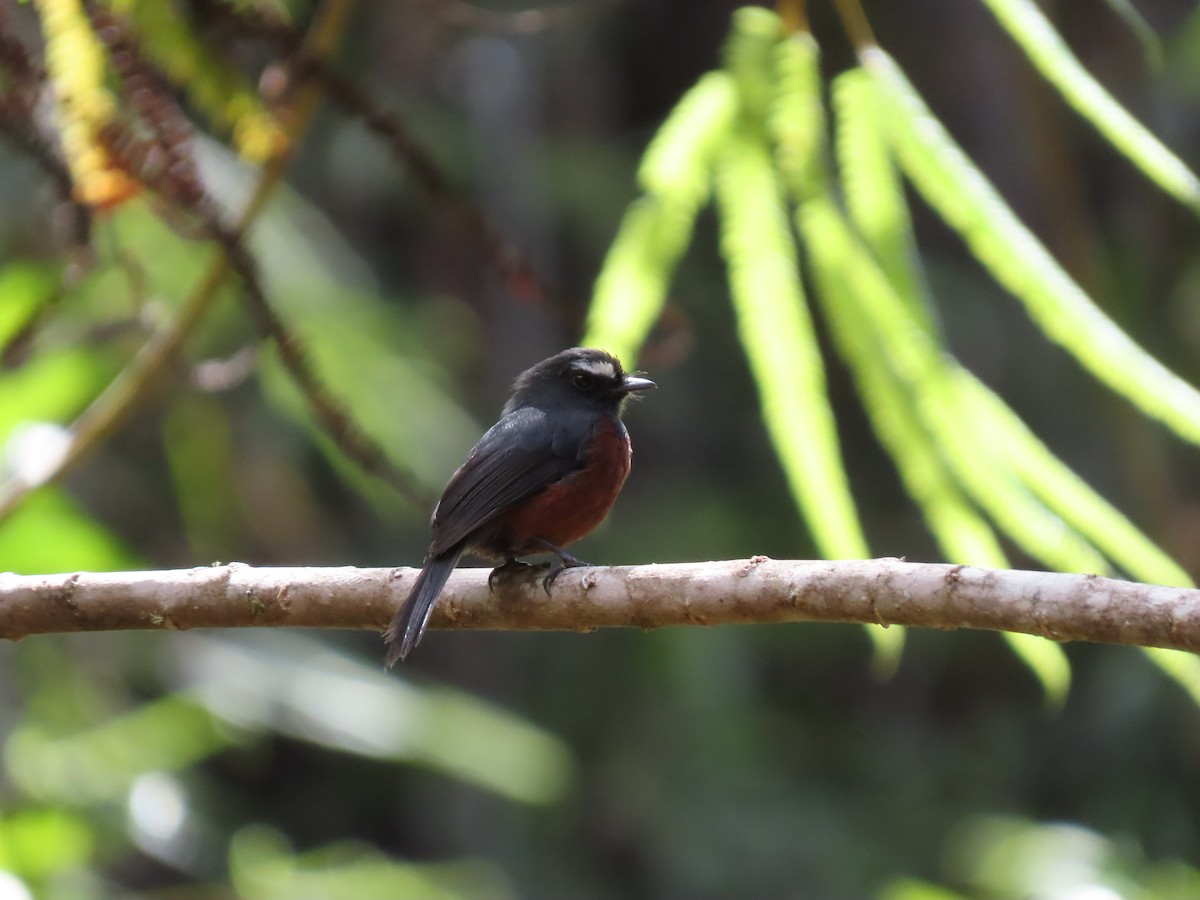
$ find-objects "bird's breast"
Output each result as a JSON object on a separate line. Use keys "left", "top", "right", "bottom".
{"left": 499, "top": 415, "right": 632, "bottom": 551}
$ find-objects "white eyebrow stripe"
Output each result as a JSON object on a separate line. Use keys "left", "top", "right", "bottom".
{"left": 573, "top": 359, "right": 616, "bottom": 379}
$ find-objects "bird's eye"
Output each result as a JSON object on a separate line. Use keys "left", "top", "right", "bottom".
{"left": 571, "top": 372, "right": 594, "bottom": 390}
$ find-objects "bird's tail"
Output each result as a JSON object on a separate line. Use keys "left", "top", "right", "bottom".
{"left": 384, "top": 547, "right": 464, "bottom": 667}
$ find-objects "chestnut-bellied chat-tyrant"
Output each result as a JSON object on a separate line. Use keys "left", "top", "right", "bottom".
{"left": 385, "top": 348, "right": 655, "bottom": 665}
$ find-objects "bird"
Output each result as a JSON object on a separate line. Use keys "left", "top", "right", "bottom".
{"left": 384, "top": 347, "right": 656, "bottom": 665}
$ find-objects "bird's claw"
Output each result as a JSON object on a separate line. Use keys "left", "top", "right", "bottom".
{"left": 541, "top": 556, "right": 591, "bottom": 593}
{"left": 488, "top": 551, "right": 592, "bottom": 594}
{"left": 488, "top": 559, "right": 539, "bottom": 593}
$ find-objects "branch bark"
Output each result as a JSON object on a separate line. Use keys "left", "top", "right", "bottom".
{"left": 1, "top": 558, "right": 1199, "bottom": 652}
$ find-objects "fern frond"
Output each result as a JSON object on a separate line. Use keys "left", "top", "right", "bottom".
{"left": 801, "top": 195, "right": 1108, "bottom": 575}
{"left": 866, "top": 47, "right": 1200, "bottom": 449}
{"left": 832, "top": 68, "right": 934, "bottom": 335}
{"left": 770, "top": 31, "right": 823, "bottom": 202}
{"left": 585, "top": 73, "right": 735, "bottom": 361}
{"left": 723, "top": 7, "right": 786, "bottom": 127}
{"left": 960, "top": 375, "right": 1192, "bottom": 588}
{"left": 767, "top": 24, "right": 901, "bottom": 668}
{"left": 979, "top": 0, "right": 1196, "bottom": 210}
{"left": 638, "top": 72, "right": 737, "bottom": 205}
{"left": 716, "top": 128, "right": 868, "bottom": 560}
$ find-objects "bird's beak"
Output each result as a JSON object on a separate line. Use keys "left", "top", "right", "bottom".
{"left": 620, "top": 375, "right": 657, "bottom": 394}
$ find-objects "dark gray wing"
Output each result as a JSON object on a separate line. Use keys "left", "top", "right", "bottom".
{"left": 428, "top": 406, "right": 589, "bottom": 555}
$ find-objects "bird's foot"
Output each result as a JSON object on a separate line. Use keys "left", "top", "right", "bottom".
{"left": 488, "top": 559, "right": 543, "bottom": 593}
{"left": 541, "top": 550, "right": 592, "bottom": 593}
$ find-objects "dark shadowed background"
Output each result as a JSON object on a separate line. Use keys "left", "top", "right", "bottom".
{"left": 3, "top": 1, "right": 1200, "bottom": 897}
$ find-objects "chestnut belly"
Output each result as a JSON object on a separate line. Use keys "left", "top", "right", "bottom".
{"left": 492, "top": 417, "right": 632, "bottom": 554}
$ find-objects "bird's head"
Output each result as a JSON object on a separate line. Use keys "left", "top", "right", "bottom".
{"left": 503, "top": 348, "right": 656, "bottom": 416}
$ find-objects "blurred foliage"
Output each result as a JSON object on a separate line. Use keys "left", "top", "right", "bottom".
{"left": 1, "top": 0, "right": 1200, "bottom": 897}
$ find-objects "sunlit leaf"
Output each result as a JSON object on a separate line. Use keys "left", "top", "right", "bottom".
{"left": 585, "top": 71, "right": 736, "bottom": 362}
{"left": 724, "top": 7, "right": 786, "bottom": 124}
{"left": 867, "top": 47, "right": 1200, "bottom": 448}
{"left": 878, "top": 878, "right": 967, "bottom": 900}
{"left": 832, "top": 68, "right": 935, "bottom": 334}
{"left": 960, "top": 375, "right": 1192, "bottom": 588}
{"left": 0, "top": 487, "right": 138, "bottom": 574}
{"left": 800, "top": 196, "right": 1107, "bottom": 575}
{"left": 770, "top": 32, "right": 824, "bottom": 202}
{"left": 980, "top": 0, "right": 1193, "bottom": 207}
{"left": 818, "top": 71, "right": 1005, "bottom": 569}
{"left": 799, "top": 193, "right": 1074, "bottom": 700}
{"left": 638, "top": 71, "right": 737, "bottom": 206}
{"left": 230, "top": 825, "right": 514, "bottom": 900}
{"left": 5, "top": 694, "right": 230, "bottom": 803}
{"left": 0, "top": 349, "right": 110, "bottom": 446}
{"left": 175, "top": 634, "right": 575, "bottom": 806}
{"left": 770, "top": 28, "right": 905, "bottom": 668}
{"left": 0, "top": 264, "right": 58, "bottom": 348}
{"left": 0, "top": 809, "right": 94, "bottom": 880}
{"left": 715, "top": 130, "right": 867, "bottom": 560}
{"left": 585, "top": 197, "right": 701, "bottom": 367}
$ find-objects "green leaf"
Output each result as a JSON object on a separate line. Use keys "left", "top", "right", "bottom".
{"left": 715, "top": 126, "right": 867, "bottom": 560}
{"left": 715, "top": 21, "right": 866, "bottom": 560}
{"left": 1001, "top": 631, "right": 1071, "bottom": 709}
{"left": 823, "top": 69, "right": 1007, "bottom": 569}
{"left": 800, "top": 195, "right": 1107, "bottom": 575}
{"left": 0, "top": 349, "right": 110, "bottom": 446}
{"left": 585, "top": 72, "right": 736, "bottom": 362}
{"left": 960, "top": 374, "right": 1192, "bottom": 588}
{"left": 0, "top": 809, "right": 94, "bottom": 880}
{"left": 798, "top": 194, "right": 1073, "bottom": 702}
{"left": 867, "top": 47, "right": 1200, "bottom": 449}
{"left": 825, "top": 59, "right": 1183, "bottom": 702}
{"left": 584, "top": 196, "right": 701, "bottom": 366}
{"left": 878, "top": 877, "right": 967, "bottom": 900}
{"left": 770, "top": 32, "right": 825, "bottom": 202}
{"left": 803, "top": 230, "right": 1007, "bottom": 567}
{"left": 230, "top": 825, "right": 514, "bottom": 900}
{"left": 832, "top": 68, "right": 935, "bottom": 335}
{"left": 0, "top": 487, "right": 138, "bottom": 574}
{"left": 0, "top": 263, "right": 58, "bottom": 348}
{"left": 5, "top": 694, "right": 230, "bottom": 802}
{"left": 723, "top": 7, "right": 786, "bottom": 125}
{"left": 638, "top": 71, "right": 738, "bottom": 205}
{"left": 979, "top": 0, "right": 1193, "bottom": 207}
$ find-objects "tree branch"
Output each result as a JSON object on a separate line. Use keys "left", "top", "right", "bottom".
{"left": 1, "top": 558, "right": 1198, "bottom": 652}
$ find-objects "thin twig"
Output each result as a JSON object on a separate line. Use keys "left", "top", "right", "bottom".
{"left": 776, "top": 0, "right": 808, "bottom": 33}
{"left": 833, "top": 0, "right": 877, "bottom": 51}
{"left": 206, "top": 219, "right": 427, "bottom": 501}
